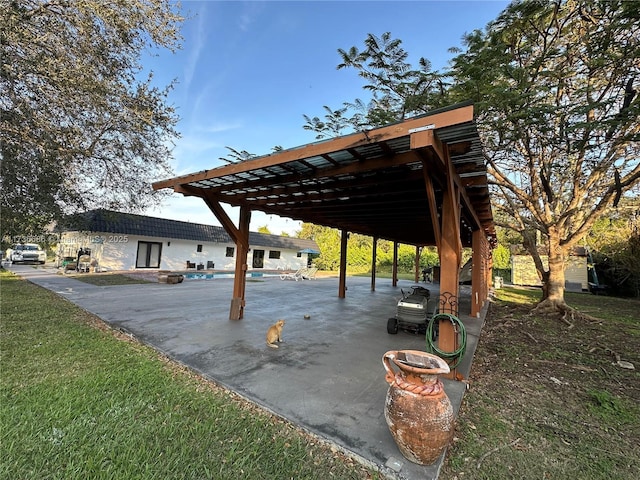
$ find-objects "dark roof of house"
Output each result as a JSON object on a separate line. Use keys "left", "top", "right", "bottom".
{"left": 59, "top": 209, "right": 320, "bottom": 252}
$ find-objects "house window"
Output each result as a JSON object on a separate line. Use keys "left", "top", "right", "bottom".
{"left": 252, "top": 249, "right": 265, "bottom": 268}
{"left": 226, "top": 247, "right": 234, "bottom": 257}
{"left": 136, "top": 241, "right": 162, "bottom": 268}
{"left": 197, "top": 244, "right": 203, "bottom": 252}
{"left": 269, "top": 250, "right": 281, "bottom": 259}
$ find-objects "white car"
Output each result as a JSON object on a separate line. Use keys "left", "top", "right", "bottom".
{"left": 5, "top": 243, "right": 47, "bottom": 264}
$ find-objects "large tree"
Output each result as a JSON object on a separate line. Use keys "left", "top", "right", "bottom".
{"left": 0, "top": 0, "right": 183, "bottom": 241}
{"left": 303, "top": 1, "right": 640, "bottom": 315}
{"left": 449, "top": 0, "right": 640, "bottom": 313}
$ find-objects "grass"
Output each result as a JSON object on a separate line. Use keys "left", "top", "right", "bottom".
{"left": 440, "top": 286, "right": 640, "bottom": 480}
{"left": 353, "top": 270, "right": 424, "bottom": 281}
{"left": 0, "top": 270, "right": 377, "bottom": 480}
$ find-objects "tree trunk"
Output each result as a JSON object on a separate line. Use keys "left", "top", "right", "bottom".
{"left": 535, "top": 227, "right": 569, "bottom": 315}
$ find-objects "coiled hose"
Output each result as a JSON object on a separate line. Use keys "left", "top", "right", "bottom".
{"left": 426, "top": 313, "right": 467, "bottom": 369}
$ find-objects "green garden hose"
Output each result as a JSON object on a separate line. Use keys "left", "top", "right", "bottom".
{"left": 426, "top": 313, "right": 467, "bottom": 369}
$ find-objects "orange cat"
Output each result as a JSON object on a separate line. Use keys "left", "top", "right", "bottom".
{"left": 266, "top": 319, "right": 285, "bottom": 348}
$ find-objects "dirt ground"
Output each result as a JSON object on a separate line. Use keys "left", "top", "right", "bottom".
{"left": 440, "top": 289, "right": 640, "bottom": 480}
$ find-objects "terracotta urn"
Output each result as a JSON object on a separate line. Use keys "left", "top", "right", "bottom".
{"left": 382, "top": 350, "right": 454, "bottom": 465}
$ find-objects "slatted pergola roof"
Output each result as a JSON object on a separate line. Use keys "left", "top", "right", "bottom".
{"left": 153, "top": 102, "right": 495, "bottom": 248}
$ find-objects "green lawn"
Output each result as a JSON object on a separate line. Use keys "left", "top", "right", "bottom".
{"left": 0, "top": 270, "right": 376, "bottom": 480}
{"left": 441, "top": 286, "right": 640, "bottom": 480}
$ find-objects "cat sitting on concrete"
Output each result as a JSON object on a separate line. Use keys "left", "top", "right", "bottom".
{"left": 266, "top": 319, "right": 285, "bottom": 348}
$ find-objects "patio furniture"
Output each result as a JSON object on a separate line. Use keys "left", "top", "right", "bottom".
{"left": 280, "top": 268, "right": 306, "bottom": 281}
{"left": 302, "top": 267, "right": 318, "bottom": 280}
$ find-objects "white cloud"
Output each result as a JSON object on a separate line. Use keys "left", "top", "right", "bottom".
{"left": 170, "top": 135, "right": 221, "bottom": 173}
{"left": 170, "top": 118, "right": 245, "bottom": 174}
{"left": 182, "top": 3, "right": 209, "bottom": 94}
{"left": 200, "top": 121, "right": 243, "bottom": 134}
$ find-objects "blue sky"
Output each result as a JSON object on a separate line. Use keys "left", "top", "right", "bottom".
{"left": 146, "top": 0, "right": 510, "bottom": 235}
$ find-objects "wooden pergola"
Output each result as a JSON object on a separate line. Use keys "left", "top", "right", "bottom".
{"left": 153, "top": 101, "right": 495, "bottom": 377}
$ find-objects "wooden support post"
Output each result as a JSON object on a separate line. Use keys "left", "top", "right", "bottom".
{"left": 414, "top": 246, "right": 421, "bottom": 283}
{"left": 487, "top": 247, "right": 494, "bottom": 291}
{"left": 371, "top": 236, "right": 378, "bottom": 292}
{"left": 338, "top": 229, "right": 348, "bottom": 298}
{"left": 229, "top": 207, "right": 250, "bottom": 320}
{"left": 392, "top": 242, "right": 398, "bottom": 287}
{"left": 471, "top": 229, "right": 483, "bottom": 318}
{"left": 438, "top": 179, "right": 461, "bottom": 379}
{"left": 198, "top": 193, "right": 251, "bottom": 321}
{"left": 482, "top": 234, "right": 491, "bottom": 305}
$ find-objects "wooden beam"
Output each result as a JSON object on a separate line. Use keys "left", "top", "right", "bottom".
{"left": 236, "top": 168, "right": 425, "bottom": 206}
{"left": 444, "top": 145, "right": 463, "bottom": 266}
{"left": 422, "top": 163, "right": 441, "bottom": 251}
{"left": 411, "top": 129, "right": 446, "bottom": 168}
{"left": 460, "top": 174, "right": 490, "bottom": 187}
{"left": 261, "top": 150, "right": 424, "bottom": 192}
{"left": 199, "top": 191, "right": 248, "bottom": 249}
{"left": 412, "top": 129, "right": 485, "bottom": 233}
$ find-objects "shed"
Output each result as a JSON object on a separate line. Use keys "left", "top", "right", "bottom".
{"left": 510, "top": 246, "right": 589, "bottom": 291}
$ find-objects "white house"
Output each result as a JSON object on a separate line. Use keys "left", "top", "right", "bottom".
{"left": 56, "top": 209, "right": 320, "bottom": 273}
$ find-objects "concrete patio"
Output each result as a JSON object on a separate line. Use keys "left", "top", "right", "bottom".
{"left": 9, "top": 264, "right": 488, "bottom": 480}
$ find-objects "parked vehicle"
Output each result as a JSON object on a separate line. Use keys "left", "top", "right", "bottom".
{"left": 459, "top": 258, "right": 472, "bottom": 284}
{"left": 5, "top": 243, "right": 46, "bottom": 264}
{"left": 387, "top": 286, "right": 438, "bottom": 340}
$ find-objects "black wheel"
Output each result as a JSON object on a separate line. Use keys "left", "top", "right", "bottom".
{"left": 427, "top": 317, "right": 439, "bottom": 342}
{"left": 430, "top": 322, "right": 439, "bottom": 342}
{"left": 387, "top": 317, "right": 399, "bottom": 334}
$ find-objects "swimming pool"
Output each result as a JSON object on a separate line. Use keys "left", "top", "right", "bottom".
{"left": 183, "top": 272, "right": 275, "bottom": 280}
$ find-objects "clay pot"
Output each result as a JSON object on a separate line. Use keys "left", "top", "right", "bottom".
{"left": 382, "top": 350, "right": 454, "bottom": 465}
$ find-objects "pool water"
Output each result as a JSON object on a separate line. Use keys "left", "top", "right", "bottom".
{"left": 183, "top": 272, "right": 273, "bottom": 280}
